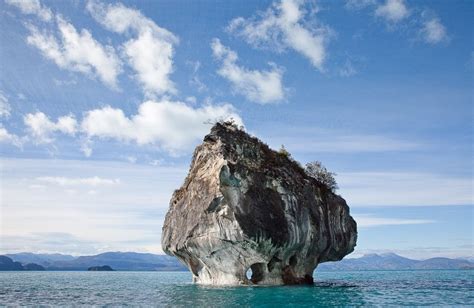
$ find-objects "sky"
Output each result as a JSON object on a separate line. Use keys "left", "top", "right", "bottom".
{"left": 0, "top": 0, "right": 472, "bottom": 259}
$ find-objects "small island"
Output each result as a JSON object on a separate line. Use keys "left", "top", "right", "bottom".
{"left": 87, "top": 265, "right": 114, "bottom": 271}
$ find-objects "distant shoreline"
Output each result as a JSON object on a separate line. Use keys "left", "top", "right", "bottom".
{"left": 2, "top": 252, "right": 473, "bottom": 272}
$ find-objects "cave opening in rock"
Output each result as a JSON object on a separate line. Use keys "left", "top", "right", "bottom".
{"left": 188, "top": 257, "right": 202, "bottom": 277}
{"left": 246, "top": 263, "right": 266, "bottom": 284}
{"left": 289, "top": 255, "right": 297, "bottom": 267}
{"left": 245, "top": 267, "right": 252, "bottom": 280}
{"left": 267, "top": 256, "right": 281, "bottom": 272}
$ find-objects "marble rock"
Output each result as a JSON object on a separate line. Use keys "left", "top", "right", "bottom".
{"left": 161, "top": 122, "right": 357, "bottom": 285}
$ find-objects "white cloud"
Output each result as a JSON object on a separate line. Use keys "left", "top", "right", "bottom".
{"left": 375, "top": 0, "right": 409, "bottom": 23}
{"left": 36, "top": 176, "right": 120, "bottom": 186}
{"left": 227, "top": 0, "right": 330, "bottom": 70}
{"left": 56, "top": 115, "right": 77, "bottom": 134}
{"left": 26, "top": 17, "right": 122, "bottom": 88}
{"left": 80, "top": 139, "right": 93, "bottom": 157}
{"left": 81, "top": 99, "right": 242, "bottom": 153}
{"left": 354, "top": 214, "right": 435, "bottom": 227}
{"left": 24, "top": 112, "right": 77, "bottom": 143}
{"left": 347, "top": 0, "right": 448, "bottom": 46}
{"left": 345, "top": 0, "right": 376, "bottom": 10}
{"left": 123, "top": 31, "right": 176, "bottom": 96}
{"left": 0, "top": 91, "right": 11, "bottom": 118}
{"left": 338, "top": 172, "right": 473, "bottom": 206}
{"left": 18, "top": 98, "right": 242, "bottom": 155}
{"left": 5, "top": 0, "right": 52, "bottom": 22}
{"left": 211, "top": 39, "right": 285, "bottom": 104}
{"left": 0, "top": 126, "right": 23, "bottom": 147}
{"left": 86, "top": 1, "right": 178, "bottom": 97}
{"left": 420, "top": 17, "right": 448, "bottom": 44}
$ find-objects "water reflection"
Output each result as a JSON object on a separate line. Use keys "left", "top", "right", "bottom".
{"left": 162, "top": 278, "right": 366, "bottom": 307}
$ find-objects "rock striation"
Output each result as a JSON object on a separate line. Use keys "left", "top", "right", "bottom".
{"left": 161, "top": 122, "right": 357, "bottom": 285}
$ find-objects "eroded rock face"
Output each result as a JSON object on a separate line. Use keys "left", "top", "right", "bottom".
{"left": 161, "top": 123, "right": 357, "bottom": 285}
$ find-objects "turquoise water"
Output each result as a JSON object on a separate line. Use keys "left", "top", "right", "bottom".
{"left": 1, "top": 270, "right": 473, "bottom": 306}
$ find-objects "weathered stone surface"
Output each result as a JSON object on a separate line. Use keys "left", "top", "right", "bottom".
{"left": 161, "top": 122, "right": 357, "bottom": 285}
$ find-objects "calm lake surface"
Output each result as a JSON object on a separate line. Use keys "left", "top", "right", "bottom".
{"left": 1, "top": 270, "right": 473, "bottom": 306}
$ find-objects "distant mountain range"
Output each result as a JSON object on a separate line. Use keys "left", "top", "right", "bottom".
{"left": 0, "top": 255, "right": 45, "bottom": 271}
{"left": 4, "top": 252, "right": 186, "bottom": 271}
{"left": 317, "top": 253, "right": 474, "bottom": 271}
{"left": 2, "top": 252, "right": 473, "bottom": 271}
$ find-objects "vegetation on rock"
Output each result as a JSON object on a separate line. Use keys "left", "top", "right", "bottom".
{"left": 305, "top": 161, "right": 338, "bottom": 192}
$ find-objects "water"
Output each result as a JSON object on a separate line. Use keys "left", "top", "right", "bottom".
{"left": 1, "top": 270, "right": 472, "bottom": 306}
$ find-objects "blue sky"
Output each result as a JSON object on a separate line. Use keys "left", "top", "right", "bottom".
{"left": 0, "top": 0, "right": 472, "bottom": 258}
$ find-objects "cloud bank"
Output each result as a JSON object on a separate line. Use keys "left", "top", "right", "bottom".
{"left": 19, "top": 99, "right": 241, "bottom": 155}
{"left": 81, "top": 100, "right": 242, "bottom": 153}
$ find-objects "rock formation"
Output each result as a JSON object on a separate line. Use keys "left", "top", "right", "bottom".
{"left": 161, "top": 122, "right": 357, "bottom": 285}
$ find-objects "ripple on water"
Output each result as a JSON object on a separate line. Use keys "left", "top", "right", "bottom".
{"left": 0, "top": 270, "right": 473, "bottom": 306}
